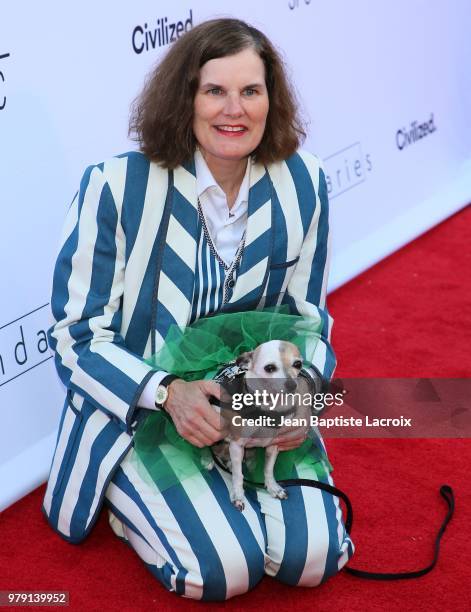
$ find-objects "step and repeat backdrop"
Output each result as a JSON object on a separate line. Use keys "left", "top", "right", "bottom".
{"left": 1, "top": 1, "right": 470, "bottom": 510}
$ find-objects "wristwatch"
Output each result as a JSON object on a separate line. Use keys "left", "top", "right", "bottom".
{"left": 154, "top": 374, "right": 179, "bottom": 410}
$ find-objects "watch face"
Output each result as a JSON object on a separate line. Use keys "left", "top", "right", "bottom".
{"left": 156, "top": 385, "right": 168, "bottom": 405}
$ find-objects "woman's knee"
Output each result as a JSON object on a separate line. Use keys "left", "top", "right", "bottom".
{"left": 305, "top": 532, "right": 354, "bottom": 586}
{"left": 269, "top": 531, "right": 354, "bottom": 587}
{"left": 203, "top": 552, "right": 265, "bottom": 601}
{"left": 165, "top": 547, "right": 266, "bottom": 601}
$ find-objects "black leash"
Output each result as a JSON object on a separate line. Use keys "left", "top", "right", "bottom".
{"left": 210, "top": 450, "right": 455, "bottom": 580}
{"left": 343, "top": 484, "right": 455, "bottom": 580}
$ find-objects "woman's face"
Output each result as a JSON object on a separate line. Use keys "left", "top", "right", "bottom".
{"left": 193, "top": 47, "right": 270, "bottom": 166}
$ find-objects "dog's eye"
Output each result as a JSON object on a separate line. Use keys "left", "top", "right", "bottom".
{"left": 264, "top": 364, "right": 277, "bottom": 373}
{"left": 293, "top": 360, "right": 302, "bottom": 370}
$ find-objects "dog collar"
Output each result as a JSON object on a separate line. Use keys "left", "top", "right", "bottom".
{"left": 214, "top": 362, "right": 246, "bottom": 382}
{"left": 214, "top": 363, "right": 300, "bottom": 425}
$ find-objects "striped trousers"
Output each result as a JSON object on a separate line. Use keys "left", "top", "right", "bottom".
{"left": 104, "top": 441, "right": 354, "bottom": 601}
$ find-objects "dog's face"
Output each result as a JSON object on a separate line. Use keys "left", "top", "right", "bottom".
{"left": 236, "top": 340, "right": 303, "bottom": 395}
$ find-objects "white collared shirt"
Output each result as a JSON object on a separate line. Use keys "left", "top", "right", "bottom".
{"left": 194, "top": 147, "right": 249, "bottom": 266}
{"left": 137, "top": 150, "right": 250, "bottom": 411}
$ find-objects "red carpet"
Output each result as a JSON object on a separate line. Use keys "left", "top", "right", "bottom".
{"left": 1, "top": 206, "right": 470, "bottom": 611}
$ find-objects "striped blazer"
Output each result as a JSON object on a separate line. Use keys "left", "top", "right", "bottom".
{"left": 42, "top": 149, "right": 336, "bottom": 543}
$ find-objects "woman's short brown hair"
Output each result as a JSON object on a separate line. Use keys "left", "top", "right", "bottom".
{"left": 129, "top": 17, "right": 306, "bottom": 168}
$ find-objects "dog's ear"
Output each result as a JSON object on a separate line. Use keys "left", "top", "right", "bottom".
{"left": 236, "top": 351, "right": 253, "bottom": 370}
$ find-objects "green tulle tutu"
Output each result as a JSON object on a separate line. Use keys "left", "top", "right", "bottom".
{"left": 131, "top": 306, "right": 333, "bottom": 496}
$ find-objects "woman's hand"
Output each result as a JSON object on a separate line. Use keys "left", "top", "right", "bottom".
{"left": 163, "top": 379, "right": 228, "bottom": 448}
{"left": 271, "top": 421, "right": 310, "bottom": 451}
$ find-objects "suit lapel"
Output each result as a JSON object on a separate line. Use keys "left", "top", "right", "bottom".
{"left": 225, "top": 159, "right": 274, "bottom": 309}
{"left": 152, "top": 157, "right": 199, "bottom": 354}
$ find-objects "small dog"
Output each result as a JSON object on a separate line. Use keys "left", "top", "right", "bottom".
{"left": 209, "top": 340, "right": 314, "bottom": 511}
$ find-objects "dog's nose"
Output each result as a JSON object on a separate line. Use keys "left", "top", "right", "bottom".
{"left": 284, "top": 379, "right": 297, "bottom": 392}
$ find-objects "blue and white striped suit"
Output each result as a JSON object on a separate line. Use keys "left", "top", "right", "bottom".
{"left": 42, "top": 149, "right": 352, "bottom": 597}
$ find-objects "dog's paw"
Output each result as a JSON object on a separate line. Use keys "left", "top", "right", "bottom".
{"left": 230, "top": 490, "right": 245, "bottom": 512}
{"left": 266, "top": 481, "right": 288, "bottom": 500}
{"left": 232, "top": 499, "right": 245, "bottom": 511}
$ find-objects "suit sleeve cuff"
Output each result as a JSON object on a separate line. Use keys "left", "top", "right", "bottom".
{"left": 136, "top": 370, "right": 171, "bottom": 410}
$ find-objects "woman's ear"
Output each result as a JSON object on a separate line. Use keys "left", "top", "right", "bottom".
{"left": 236, "top": 351, "right": 253, "bottom": 370}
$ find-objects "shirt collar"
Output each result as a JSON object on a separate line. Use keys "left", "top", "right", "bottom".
{"left": 194, "top": 147, "right": 250, "bottom": 207}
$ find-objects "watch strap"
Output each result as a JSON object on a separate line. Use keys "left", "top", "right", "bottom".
{"left": 159, "top": 374, "right": 179, "bottom": 389}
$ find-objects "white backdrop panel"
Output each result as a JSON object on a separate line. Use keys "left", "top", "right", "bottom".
{"left": 1, "top": 0, "right": 470, "bottom": 510}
